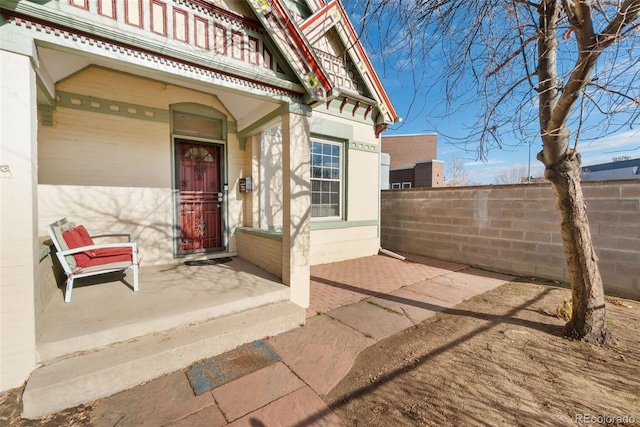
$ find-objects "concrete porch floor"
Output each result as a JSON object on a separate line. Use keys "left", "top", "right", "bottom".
{"left": 37, "top": 257, "right": 291, "bottom": 364}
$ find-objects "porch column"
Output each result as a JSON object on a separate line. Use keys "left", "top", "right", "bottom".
{"left": 281, "top": 108, "right": 311, "bottom": 308}
{"left": 0, "top": 50, "right": 38, "bottom": 391}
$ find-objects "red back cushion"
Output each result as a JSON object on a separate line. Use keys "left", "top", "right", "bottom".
{"left": 62, "top": 229, "right": 92, "bottom": 267}
{"left": 75, "top": 225, "right": 95, "bottom": 246}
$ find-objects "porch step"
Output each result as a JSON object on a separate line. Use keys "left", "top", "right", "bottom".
{"left": 22, "top": 301, "right": 306, "bottom": 420}
{"left": 37, "top": 287, "right": 291, "bottom": 363}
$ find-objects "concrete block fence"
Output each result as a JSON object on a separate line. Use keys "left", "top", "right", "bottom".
{"left": 381, "top": 180, "right": 640, "bottom": 299}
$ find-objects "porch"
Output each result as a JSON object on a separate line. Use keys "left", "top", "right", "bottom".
{"left": 26, "top": 255, "right": 305, "bottom": 418}
{"left": 37, "top": 256, "right": 296, "bottom": 364}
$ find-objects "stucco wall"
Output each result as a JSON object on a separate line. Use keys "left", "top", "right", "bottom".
{"left": 37, "top": 67, "right": 245, "bottom": 263}
{"left": 1, "top": 50, "right": 39, "bottom": 391}
{"left": 381, "top": 181, "right": 640, "bottom": 298}
{"left": 236, "top": 229, "right": 282, "bottom": 278}
{"left": 310, "top": 225, "right": 379, "bottom": 265}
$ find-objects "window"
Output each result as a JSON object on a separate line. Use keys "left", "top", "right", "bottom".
{"left": 311, "top": 139, "right": 342, "bottom": 218}
{"left": 391, "top": 183, "right": 401, "bottom": 189}
{"left": 402, "top": 182, "right": 412, "bottom": 188}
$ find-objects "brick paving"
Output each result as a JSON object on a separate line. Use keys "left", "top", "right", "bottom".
{"left": 86, "top": 253, "right": 512, "bottom": 427}
{"left": 308, "top": 253, "right": 466, "bottom": 316}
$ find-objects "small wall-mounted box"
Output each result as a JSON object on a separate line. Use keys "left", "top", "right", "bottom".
{"left": 239, "top": 176, "right": 252, "bottom": 193}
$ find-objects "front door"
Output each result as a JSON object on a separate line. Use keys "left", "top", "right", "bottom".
{"left": 176, "top": 139, "right": 224, "bottom": 254}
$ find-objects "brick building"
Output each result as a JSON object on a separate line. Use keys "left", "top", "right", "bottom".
{"left": 381, "top": 134, "right": 444, "bottom": 188}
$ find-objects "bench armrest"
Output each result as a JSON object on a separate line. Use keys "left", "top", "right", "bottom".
{"left": 91, "top": 231, "right": 134, "bottom": 242}
{"left": 57, "top": 242, "right": 137, "bottom": 256}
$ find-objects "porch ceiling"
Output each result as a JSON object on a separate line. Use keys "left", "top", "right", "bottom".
{"left": 36, "top": 46, "right": 283, "bottom": 133}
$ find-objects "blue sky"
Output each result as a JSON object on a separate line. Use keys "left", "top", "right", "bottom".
{"left": 379, "top": 76, "right": 640, "bottom": 184}
{"left": 350, "top": 7, "right": 640, "bottom": 185}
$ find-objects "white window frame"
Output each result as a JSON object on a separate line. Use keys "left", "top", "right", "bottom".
{"left": 402, "top": 182, "right": 412, "bottom": 189}
{"left": 391, "top": 183, "right": 401, "bottom": 189}
{"left": 310, "top": 138, "right": 343, "bottom": 219}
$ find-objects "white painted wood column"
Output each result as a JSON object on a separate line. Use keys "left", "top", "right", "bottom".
{"left": 281, "top": 109, "right": 311, "bottom": 308}
{"left": 0, "top": 50, "right": 39, "bottom": 391}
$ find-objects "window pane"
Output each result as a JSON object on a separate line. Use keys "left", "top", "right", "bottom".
{"left": 310, "top": 140, "right": 342, "bottom": 218}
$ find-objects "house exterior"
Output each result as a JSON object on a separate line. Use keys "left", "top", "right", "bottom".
{"left": 0, "top": 0, "right": 398, "bottom": 394}
{"left": 381, "top": 133, "right": 444, "bottom": 189}
{"left": 581, "top": 158, "right": 640, "bottom": 181}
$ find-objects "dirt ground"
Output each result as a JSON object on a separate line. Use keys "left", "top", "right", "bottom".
{"left": 2, "top": 279, "right": 639, "bottom": 427}
{"left": 324, "top": 279, "right": 640, "bottom": 427}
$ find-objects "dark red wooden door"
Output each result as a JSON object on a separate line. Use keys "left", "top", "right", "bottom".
{"left": 176, "top": 140, "right": 224, "bottom": 253}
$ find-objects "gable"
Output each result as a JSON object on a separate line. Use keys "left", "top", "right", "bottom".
{"left": 245, "top": 0, "right": 398, "bottom": 127}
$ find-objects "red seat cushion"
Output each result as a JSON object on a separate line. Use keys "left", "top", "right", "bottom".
{"left": 81, "top": 253, "right": 132, "bottom": 268}
{"left": 91, "top": 247, "right": 133, "bottom": 258}
{"left": 63, "top": 225, "right": 133, "bottom": 267}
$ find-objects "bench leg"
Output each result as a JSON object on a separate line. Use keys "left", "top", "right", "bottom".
{"left": 132, "top": 264, "right": 139, "bottom": 292}
{"left": 64, "top": 277, "right": 74, "bottom": 303}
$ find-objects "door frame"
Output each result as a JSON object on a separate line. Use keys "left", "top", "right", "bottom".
{"left": 170, "top": 103, "right": 228, "bottom": 258}
{"left": 173, "top": 138, "right": 227, "bottom": 255}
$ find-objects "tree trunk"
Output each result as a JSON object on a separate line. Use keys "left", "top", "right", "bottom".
{"left": 544, "top": 150, "right": 612, "bottom": 344}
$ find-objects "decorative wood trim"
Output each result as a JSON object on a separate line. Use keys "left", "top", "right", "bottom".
{"left": 97, "top": 0, "right": 116, "bottom": 19}
{"left": 310, "top": 219, "right": 378, "bottom": 231}
{"left": 150, "top": 0, "right": 167, "bottom": 36}
{"left": 231, "top": 30, "right": 243, "bottom": 61}
{"left": 173, "top": 8, "right": 189, "bottom": 43}
{"left": 339, "top": 97, "right": 348, "bottom": 113}
{"left": 69, "top": 0, "right": 89, "bottom": 11}
{"left": 248, "top": 36, "right": 259, "bottom": 65}
{"left": 194, "top": 16, "right": 208, "bottom": 48}
{"left": 186, "top": 0, "right": 264, "bottom": 33}
{"left": 352, "top": 101, "right": 360, "bottom": 117}
{"left": 262, "top": 45, "right": 273, "bottom": 70}
{"left": 56, "top": 91, "right": 170, "bottom": 123}
{"left": 214, "top": 24, "right": 227, "bottom": 55}
{"left": 364, "top": 105, "right": 372, "bottom": 120}
{"left": 124, "top": 0, "right": 143, "bottom": 28}
{"left": 3, "top": 12, "right": 303, "bottom": 99}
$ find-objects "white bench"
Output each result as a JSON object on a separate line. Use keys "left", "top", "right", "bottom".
{"left": 47, "top": 218, "right": 139, "bottom": 302}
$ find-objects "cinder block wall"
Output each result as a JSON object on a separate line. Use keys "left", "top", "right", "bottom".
{"left": 381, "top": 180, "right": 640, "bottom": 298}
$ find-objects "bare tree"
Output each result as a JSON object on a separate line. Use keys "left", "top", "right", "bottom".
{"left": 494, "top": 165, "right": 529, "bottom": 184}
{"left": 351, "top": 0, "right": 640, "bottom": 343}
{"left": 444, "top": 155, "right": 472, "bottom": 186}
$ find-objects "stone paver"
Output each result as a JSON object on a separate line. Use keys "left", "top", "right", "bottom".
{"left": 328, "top": 299, "right": 416, "bottom": 341}
{"left": 74, "top": 254, "right": 517, "bottom": 427}
{"left": 90, "top": 371, "right": 215, "bottom": 427}
{"left": 226, "top": 386, "right": 346, "bottom": 427}
{"left": 408, "top": 274, "right": 480, "bottom": 304}
{"left": 437, "top": 268, "right": 517, "bottom": 294}
{"left": 369, "top": 287, "right": 450, "bottom": 323}
{"left": 212, "top": 362, "right": 305, "bottom": 422}
{"left": 267, "top": 315, "right": 371, "bottom": 396}
{"left": 164, "top": 405, "right": 227, "bottom": 427}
